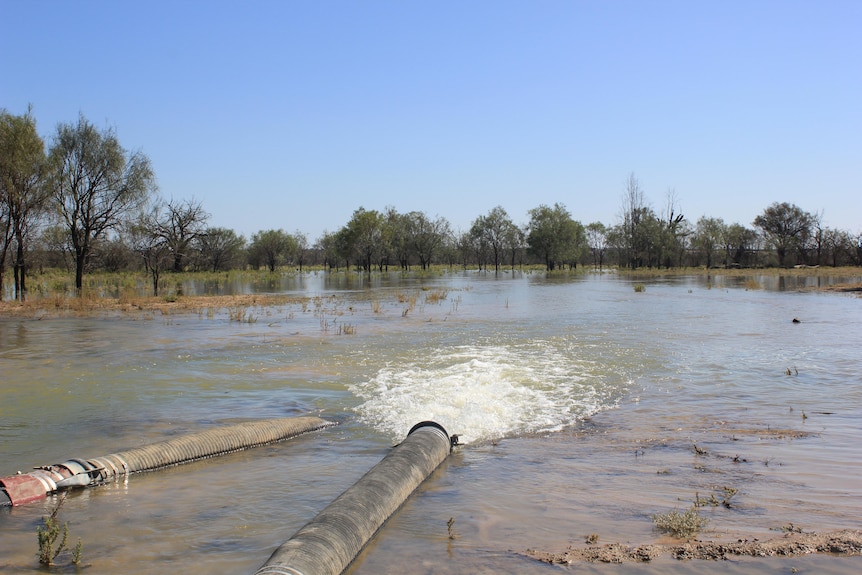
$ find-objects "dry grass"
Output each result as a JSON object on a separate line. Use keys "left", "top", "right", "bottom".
{"left": 0, "top": 293, "right": 309, "bottom": 318}
{"left": 424, "top": 288, "right": 449, "bottom": 304}
{"left": 619, "top": 266, "right": 862, "bottom": 278}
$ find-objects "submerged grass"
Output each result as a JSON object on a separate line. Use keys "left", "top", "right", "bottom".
{"left": 424, "top": 288, "right": 449, "bottom": 304}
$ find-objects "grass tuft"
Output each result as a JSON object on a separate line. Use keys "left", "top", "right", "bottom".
{"left": 651, "top": 505, "right": 709, "bottom": 539}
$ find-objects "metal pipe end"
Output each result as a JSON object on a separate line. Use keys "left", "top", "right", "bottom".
{"left": 407, "top": 421, "right": 457, "bottom": 452}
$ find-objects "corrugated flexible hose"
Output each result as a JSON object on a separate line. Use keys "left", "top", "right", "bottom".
{"left": 0, "top": 416, "right": 334, "bottom": 507}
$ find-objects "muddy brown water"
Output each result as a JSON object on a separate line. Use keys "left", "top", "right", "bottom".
{"left": 1, "top": 270, "right": 860, "bottom": 574}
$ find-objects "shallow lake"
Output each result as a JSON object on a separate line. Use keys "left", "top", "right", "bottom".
{"left": 1, "top": 270, "right": 861, "bottom": 574}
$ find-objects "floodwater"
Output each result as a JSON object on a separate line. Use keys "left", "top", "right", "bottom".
{"left": 1, "top": 271, "right": 860, "bottom": 574}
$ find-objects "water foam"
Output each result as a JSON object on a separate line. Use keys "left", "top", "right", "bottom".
{"left": 350, "top": 343, "right": 613, "bottom": 443}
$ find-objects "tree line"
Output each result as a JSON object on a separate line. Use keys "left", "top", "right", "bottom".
{"left": 2, "top": 109, "right": 860, "bottom": 301}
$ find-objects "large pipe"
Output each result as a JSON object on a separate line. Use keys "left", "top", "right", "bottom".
{"left": 1, "top": 416, "right": 334, "bottom": 507}
{"left": 254, "top": 421, "right": 457, "bottom": 575}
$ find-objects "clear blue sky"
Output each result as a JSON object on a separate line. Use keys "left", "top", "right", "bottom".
{"left": 2, "top": 0, "right": 859, "bottom": 241}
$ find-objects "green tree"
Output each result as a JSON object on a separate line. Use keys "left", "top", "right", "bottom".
{"left": 470, "top": 206, "right": 518, "bottom": 272}
{"left": 196, "top": 227, "right": 246, "bottom": 272}
{"left": 407, "top": 211, "right": 451, "bottom": 270}
{"left": 753, "top": 202, "right": 814, "bottom": 267}
{"left": 384, "top": 207, "right": 412, "bottom": 270}
{"left": 0, "top": 108, "right": 49, "bottom": 301}
{"left": 292, "top": 230, "right": 309, "bottom": 272}
{"left": 316, "top": 230, "right": 342, "bottom": 270}
{"left": 527, "top": 203, "right": 585, "bottom": 270}
{"left": 341, "top": 207, "right": 385, "bottom": 271}
{"left": 504, "top": 223, "right": 526, "bottom": 269}
{"left": 249, "top": 229, "right": 296, "bottom": 272}
{"left": 585, "top": 222, "right": 608, "bottom": 270}
{"left": 722, "top": 223, "right": 758, "bottom": 268}
{"left": 455, "top": 230, "right": 475, "bottom": 269}
{"left": 818, "top": 227, "right": 856, "bottom": 267}
{"left": 48, "top": 114, "right": 156, "bottom": 292}
{"left": 693, "top": 217, "right": 725, "bottom": 268}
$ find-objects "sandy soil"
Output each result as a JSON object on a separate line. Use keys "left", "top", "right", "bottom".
{"left": 525, "top": 530, "right": 862, "bottom": 564}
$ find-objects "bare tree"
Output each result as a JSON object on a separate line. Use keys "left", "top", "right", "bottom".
{"left": 128, "top": 204, "right": 172, "bottom": 296}
{"left": 155, "top": 197, "right": 209, "bottom": 272}
{"left": 48, "top": 114, "right": 156, "bottom": 292}
{"left": 659, "top": 188, "right": 688, "bottom": 268}
{"left": 618, "top": 172, "right": 650, "bottom": 268}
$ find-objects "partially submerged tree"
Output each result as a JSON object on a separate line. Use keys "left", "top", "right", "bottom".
{"left": 48, "top": 114, "right": 156, "bottom": 292}
{"left": 470, "top": 206, "right": 518, "bottom": 272}
{"left": 585, "top": 222, "right": 608, "bottom": 270}
{"left": 407, "top": 211, "right": 451, "bottom": 270}
{"left": 340, "top": 207, "right": 386, "bottom": 272}
{"left": 527, "top": 203, "right": 585, "bottom": 270}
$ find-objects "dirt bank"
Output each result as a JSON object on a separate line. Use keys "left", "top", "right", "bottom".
{"left": 525, "top": 529, "right": 862, "bottom": 564}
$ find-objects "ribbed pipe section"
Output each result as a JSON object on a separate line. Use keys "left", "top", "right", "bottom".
{"left": 1, "top": 416, "right": 334, "bottom": 507}
{"left": 254, "top": 421, "right": 454, "bottom": 575}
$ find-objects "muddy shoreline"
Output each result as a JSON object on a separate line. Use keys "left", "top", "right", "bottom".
{"left": 525, "top": 530, "right": 862, "bottom": 564}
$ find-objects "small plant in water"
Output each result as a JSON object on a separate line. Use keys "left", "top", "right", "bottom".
{"left": 424, "top": 288, "right": 448, "bottom": 304}
{"left": 743, "top": 278, "right": 760, "bottom": 290}
{"left": 774, "top": 523, "right": 804, "bottom": 534}
{"left": 633, "top": 283, "right": 646, "bottom": 293}
{"left": 37, "top": 494, "right": 83, "bottom": 567}
{"left": 337, "top": 323, "right": 356, "bottom": 335}
{"left": 447, "top": 517, "right": 458, "bottom": 540}
{"left": 651, "top": 505, "right": 708, "bottom": 539}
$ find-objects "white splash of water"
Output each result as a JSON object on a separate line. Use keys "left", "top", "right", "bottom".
{"left": 350, "top": 343, "right": 615, "bottom": 443}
